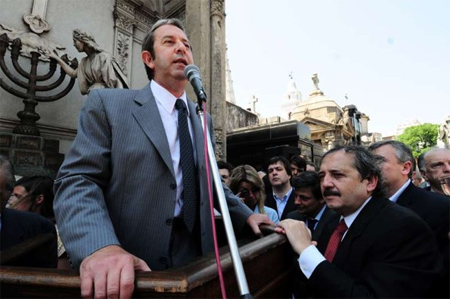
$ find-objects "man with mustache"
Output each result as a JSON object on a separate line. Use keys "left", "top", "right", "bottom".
{"left": 54, "top": 18, "right": 273, "bottom": 299}
{"left": 276, "top": 145, "right": 443, "bottom": 298}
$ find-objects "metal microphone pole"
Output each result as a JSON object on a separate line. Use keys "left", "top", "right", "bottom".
{"left": 196, "top": 101, "right": 253, "bottom": 299}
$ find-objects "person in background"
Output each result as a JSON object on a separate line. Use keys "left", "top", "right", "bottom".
{"left": 290, "top": 155, "right": 306, "bottom": 177}
{"left": 0, "top": 155, "right": 57, "bottom": 268}
{"left": 8, "top": 175, "right": 70, "bottom": 269}
{"left": 229, "top": 165, "right": 279, "bottom": 224}
{"left": 276, "top": 145, "right": 443, "bottom": 298}
{"left": 287, "top": 171, "right": 335, "bottom": 240}
{"left": 8, "top": 175, "right": 55, "bottom": 220}
{"left": 217, "top": 160, "right": 233, "bottom": 187}
{"left": 306, "top": 161, "right": 316, "bottom": 172}
{"left": 369, "top": 140, "right": 449, "bottom": 298}
{"left": 286, "top": 171, "right": 336, "bottom": 298}
{"left": 421, "top": 147, "right": 450, "bottom": 195}
{"left": 265, "top": 156, "right": 296, "bottom": 220}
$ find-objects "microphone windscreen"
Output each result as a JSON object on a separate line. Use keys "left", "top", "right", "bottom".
{"left": 184, "top": 64, "right": 200, "bottom": 80}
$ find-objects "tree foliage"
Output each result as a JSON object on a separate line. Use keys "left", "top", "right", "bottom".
{"left": 397, "top": 123, "right": 439, "bottom": 157}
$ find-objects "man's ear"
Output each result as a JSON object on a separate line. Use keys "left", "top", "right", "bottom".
{"left": 402, "top": 161, "right": 412, "bottom": 176}
{"left": 141, "top": 51, "right": 155, "bottom": 70}
{"left": 366, "top": 175, "right": 378, "bottom": 193}
{"left": 35, "top": 194, "right": 45, "bottom": 206}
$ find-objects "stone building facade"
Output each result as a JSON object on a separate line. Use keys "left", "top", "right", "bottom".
{"left": 284, "top": 74, "right": 367, "bottom": 150}
{"left": 0, "top": 0, "right": 228, "bottom": 176}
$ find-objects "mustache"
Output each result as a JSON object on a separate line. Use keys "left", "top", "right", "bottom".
{"left": 323, "top": 189, "right": 340, "bottom": 197}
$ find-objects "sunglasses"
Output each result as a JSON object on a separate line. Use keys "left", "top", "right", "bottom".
{"left": 239, "top": 187, "right": 261, "bottom": 198}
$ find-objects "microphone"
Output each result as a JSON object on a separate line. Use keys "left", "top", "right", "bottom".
{"left": 184, "top": 64, "right": 207, "bottom": 104}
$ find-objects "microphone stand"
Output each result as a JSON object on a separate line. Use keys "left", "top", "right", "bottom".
{"left": 196, "top": 100, "right": 253, "bottom": 299}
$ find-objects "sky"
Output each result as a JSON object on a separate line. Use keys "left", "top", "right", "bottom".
{"left": 225, "top": 0, "right": 450, "bottom": 136}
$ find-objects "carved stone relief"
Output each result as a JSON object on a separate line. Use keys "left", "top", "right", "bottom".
{"left": 116, "top": 32, "right": 129, "bottom": 76}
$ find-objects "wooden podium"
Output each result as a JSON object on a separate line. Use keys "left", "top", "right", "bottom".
{"left": 0, "top": 230, "right": 293, "bottom": 298}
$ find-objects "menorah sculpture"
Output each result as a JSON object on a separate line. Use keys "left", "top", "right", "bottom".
{"left": 0, "top": 33, "right": 77, "bottom": 136}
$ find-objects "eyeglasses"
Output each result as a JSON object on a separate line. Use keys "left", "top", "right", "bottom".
{"left": 239, "top": 187, "right": 261, "bottom": 198}
{"left": 440, "top": 177, "right": 450, "bottom": 196}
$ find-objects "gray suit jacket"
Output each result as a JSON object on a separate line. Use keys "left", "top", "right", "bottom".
{"left": 54, "top": 85, "right": 252, "bottom": 270}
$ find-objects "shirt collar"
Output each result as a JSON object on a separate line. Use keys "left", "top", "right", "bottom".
{"left": 389, "top": 179, "right": 411, "bottom": 203}
{"left": 273, "top": 187, "right": 294, "bottom": 202}
{"left": 150, "top": 80, "right": 189, "bottom": 116}
{"left": 342, "top": 196, "right": 372, "bottom": 229}
{"left": 314, "top": 204, "right": 327, "bottom": 221}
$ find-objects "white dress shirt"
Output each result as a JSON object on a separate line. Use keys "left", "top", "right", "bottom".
{"left": 298, "top": 196, "right": 372, "bottom": 278}
{"left": 151, "top": 80, "right": 195, "bottom": 217}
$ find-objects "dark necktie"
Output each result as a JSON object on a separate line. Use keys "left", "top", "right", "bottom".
{"left": 324, "top": 219, "right": 348, "bottom": 262}
{"left": 175, "top": 99, "right": 198, "bottom": 233}
{"left": 307, "top": 218, "right": 318, "bottom": 232}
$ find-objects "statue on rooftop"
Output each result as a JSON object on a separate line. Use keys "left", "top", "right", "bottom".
{"left": 312, "top": 73, "right": 320, "bottom": 90}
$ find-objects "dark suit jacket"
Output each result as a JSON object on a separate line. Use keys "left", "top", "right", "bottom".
{"left": 305, "top": 197, "right": 443, "bottom": 298}
{"left": 286, "top": 206, "right": 336, "bottom": 298}
{"left": 286, "top": 206, "right": 336, "bottom": 241}
{"left": 265, "top": 189, "right": 296, "bottom": 220}
{"left": 396, "top": 181, "right": 450, "bottom": 298}
{"left": 0, "top": 208, "right": 57, "bottom": 268}
{"left": 54, "top": 85, "right": 253, "bottom": 270}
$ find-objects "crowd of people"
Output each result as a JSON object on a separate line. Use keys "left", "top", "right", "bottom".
{"left": 1, "top": 17, "right": 449, "bottom": 299}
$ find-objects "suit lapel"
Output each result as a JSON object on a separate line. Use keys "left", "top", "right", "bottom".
{"left": 281, "top": 191, "right": 296, "bottom": 220}
{"left": 313, "top": 207, "right": 335, "bottom": 240}
{"left": 396, "top": 181, "right": 415, "bottom": 207}
{"left": 132, "top": 85, "right": 174, "bottom": 176}
{"left": 333, "top": 198, "right": 387, "bottom": 267}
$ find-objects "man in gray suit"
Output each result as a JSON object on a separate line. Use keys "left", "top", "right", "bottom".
{"left": 54, "top": 18, "right": 272, "bottom": 299}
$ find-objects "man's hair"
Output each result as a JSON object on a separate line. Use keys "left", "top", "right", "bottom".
{"left": 229, "top": 164, "right": 267, "bottom": 215}
{"left": 290, "top": 155, "right": 306, "bottom": 171}
{"left": 306, "top": 161, "right": 316, "bottom": 171}
{"left": 14, "top": 175, "right": 55, "bottom": 220}
{"left": 217, "top": 160, "right": 233, "bottom": 173}
{"left": 291, "top": 171, "right": 322, "bottom": 201}
{"left": 321, "top": 145, "right": 387, "bottom": 198}
{"left": 267, "top": 156, "right": 292, "bottom": 176}
{"left": 368, "top": 140, "right": 415, "bottom": 178}
{"left": 417, "top": 152, "right": 426, "bottom": 172}
{"left": 141, "top": 18, "right": 186, "bottom": 80}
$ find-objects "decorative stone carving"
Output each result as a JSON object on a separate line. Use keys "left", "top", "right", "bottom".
{"left": 23, "top": 14, "right": 50, "bottom": 34}
{"left": 116, "top": 32, "right": 129, "bottom": 76}
{"left": 115, "top": 13, "right": 135, "bottom": 33}
{"left": 0, "top": 23, "right": 66, "bottom": 60}
{"left": 211, "top": 0, "right": 224, "bottom": 18}
{"left": 23, "top": 0, "right": 50, "bottom": 34}
{"left": 116, "top": 0, "right": 135, "bottom": 15}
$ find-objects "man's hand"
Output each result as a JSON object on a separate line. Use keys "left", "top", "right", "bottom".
{"left": 275, "top": 219, "right": 317, "bottom": 255}
{"left": 79, "top": 245, "right": 150, "bottom": 299}
{"left": 246, "top": 213, "right": 275, "bottom": 237}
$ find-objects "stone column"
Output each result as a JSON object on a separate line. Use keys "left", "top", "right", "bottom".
{"left": 113, "top": 0, "right": 137, "bottom": 81}
{"left": 185, "top": 0, "right": 227, "bottom": 160}
{"left": 209, "top": 0, "right": 226, "bottom": 160}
